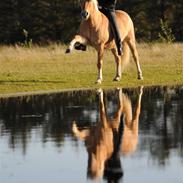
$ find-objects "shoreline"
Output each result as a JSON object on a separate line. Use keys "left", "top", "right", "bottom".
{"left": 1, "top": 83, "right": 183, "bottom": 99}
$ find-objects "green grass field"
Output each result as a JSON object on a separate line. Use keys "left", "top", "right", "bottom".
{"left": 0, "top": 43, "right": 183, "bottom": 96}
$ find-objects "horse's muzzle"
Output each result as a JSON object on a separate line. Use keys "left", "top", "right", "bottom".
{"left": 81, "top": 10, "right": 89, "bottom": 20}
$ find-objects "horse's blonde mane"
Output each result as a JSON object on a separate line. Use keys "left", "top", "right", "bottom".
{"left": 91, "top": 0, "right": 99, "bottom": 11}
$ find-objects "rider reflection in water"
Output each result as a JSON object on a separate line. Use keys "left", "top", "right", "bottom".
{"left": 103, "top": 115, "right": 124, "bottom": 183}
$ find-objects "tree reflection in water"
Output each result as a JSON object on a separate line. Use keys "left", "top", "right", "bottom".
{"left": 140, "top": 86, "right": 183, "bottom": 165}
{"left": 0, "top": 90, "right": 96, "bottom": 153}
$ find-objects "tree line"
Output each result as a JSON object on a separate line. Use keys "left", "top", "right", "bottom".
{"left": 0, "top": 0, "right": 182, "bottom": 44}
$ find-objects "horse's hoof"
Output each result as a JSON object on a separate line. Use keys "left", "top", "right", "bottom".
{"left": 139, "top": 86, "right": 144, "bottom": 93}
{"left": 113, "top": 77, "right": 121, "bottom": 82}
{"left": 96, "top": 88, "right": 103, "bottom": 94}
{"left": 95, "top": 79, "right": 102, "bottom": 84}
{"left": 116, "top": 87, "right": 121, "bottom": 91}
{"left": 65, "top": 48, "right": 71, "bottom": 54}
{"left": 138, "top": 75, "right": 143, "bottom": 80}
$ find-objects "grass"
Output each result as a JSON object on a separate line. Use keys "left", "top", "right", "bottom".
{"left": 0, "top": 43, "right": 183, "bottom": 96}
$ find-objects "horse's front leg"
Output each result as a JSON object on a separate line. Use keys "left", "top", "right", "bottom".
{"left": 97, "top": 88, "right": 108, "bottom": 128}
{"left": 72, "top": 121, "right": 89, "bottom": 140}
{"left": 96, "top": 46, "right": 104, "bottom": 84}
{"left": 65, "top": 35, "right": 87, "bottom": 53}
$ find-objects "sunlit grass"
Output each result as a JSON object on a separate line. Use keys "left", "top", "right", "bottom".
{"left": 0, "top": 43, "right": 183, "bottom": 96}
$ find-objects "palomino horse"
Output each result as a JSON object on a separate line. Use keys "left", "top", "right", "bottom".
{"left": 66, "top": 0, "right": 143, "bottom": 84}
{"left": 72, "top": 87, "right": 143, "bottom": 179}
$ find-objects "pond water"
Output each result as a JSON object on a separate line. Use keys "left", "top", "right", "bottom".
{"left": 0, "top": 86, "right": 183, "bottom": 183}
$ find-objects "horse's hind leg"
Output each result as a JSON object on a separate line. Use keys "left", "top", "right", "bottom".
{"left": 127, "top": 38, "right": 143, "bottom": 80}
{"left": 65, "top": 35, "right": 87, "bottom": 53}
{"left": 111, "top": 48, "right": 121, "bottom": 81}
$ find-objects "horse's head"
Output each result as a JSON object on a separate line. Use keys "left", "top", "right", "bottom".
{"left": 87, "top": 152, "right": 105, "bottom": 180}
{"left": 79, "top": 0, "right": 98, "bottom": 20}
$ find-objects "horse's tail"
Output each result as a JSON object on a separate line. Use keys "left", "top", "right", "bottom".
{"left": 121, "top": 41, "right": 130, "bottom": 71}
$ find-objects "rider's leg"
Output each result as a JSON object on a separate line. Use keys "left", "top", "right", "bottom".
{"left": 100, "top": 7, "right": 122, "bottom": 55}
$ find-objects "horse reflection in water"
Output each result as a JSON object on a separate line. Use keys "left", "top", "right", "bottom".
{"left": 72, "top": 87, "right": 143, "bottom": 182}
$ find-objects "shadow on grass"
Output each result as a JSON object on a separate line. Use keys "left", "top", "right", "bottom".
{"left": 0, "top": 80, "right": 66, "bottom": 86}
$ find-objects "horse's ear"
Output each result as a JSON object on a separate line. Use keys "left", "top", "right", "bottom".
{"left": 77, "top": 0, "right": 82, "bottom": 8}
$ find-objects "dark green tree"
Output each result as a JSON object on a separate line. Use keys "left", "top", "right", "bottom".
{"left": 0, "top": 0, "right": 182, "bottom": 43}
